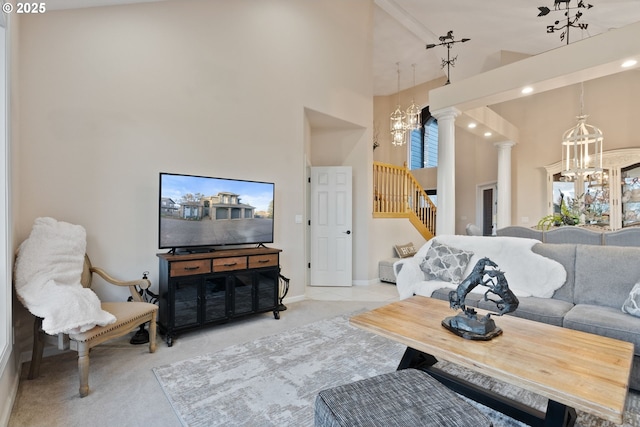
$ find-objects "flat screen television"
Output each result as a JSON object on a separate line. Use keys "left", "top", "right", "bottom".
{"left": 159, "top": 172, "right": 275, "bottom": 252}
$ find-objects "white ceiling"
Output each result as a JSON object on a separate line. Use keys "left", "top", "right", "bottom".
{"left": 42, "top": 0, "right": 640, "bottom": 96}
{"left": 373, "top": 0, "right": 640, "bottom": 95}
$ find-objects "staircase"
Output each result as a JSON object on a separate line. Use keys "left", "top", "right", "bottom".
{"left": 373, "top": 161, "right": 436, "bottom": 240}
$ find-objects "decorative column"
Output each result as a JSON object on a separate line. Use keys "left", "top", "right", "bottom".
{"left": 432, "top": 107, "right": 460, "bottom": 236}
{"left": 494, "top": 141, "right": 516, "bottom": 230}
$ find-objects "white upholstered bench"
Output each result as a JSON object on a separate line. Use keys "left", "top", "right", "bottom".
{"left": 378, "top": 257, "right": 399, "bottom": 283}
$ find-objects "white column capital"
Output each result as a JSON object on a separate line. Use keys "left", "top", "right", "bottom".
{"left": 494, "top": 140, "right": 516, "bottom": 149}
{"left": 431, "top": 106, "right": 461, "bottom": 121}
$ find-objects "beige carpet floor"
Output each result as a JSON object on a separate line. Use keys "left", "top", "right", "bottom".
{"left": 9, "top": 297, "right": 640, "bottom": 427}
{"left": 8, "top": 299, "right": 387, "bottom": 427}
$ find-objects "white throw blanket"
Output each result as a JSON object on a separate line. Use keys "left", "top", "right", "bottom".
{"left": 394, "top": 235, "right": 567, "bottom": 300}
{"left": 14, "top": 217, "right": 116, "bottom": 335}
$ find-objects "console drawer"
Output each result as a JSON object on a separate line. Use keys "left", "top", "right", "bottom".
{"left": 248, "top": 254, "right": 278, "bottom": 269}
{"left": 213, "top": 256, "right": 247, "bottom": 272}
{"left": 170, "top": 259, "right": 211, "bottom": 277}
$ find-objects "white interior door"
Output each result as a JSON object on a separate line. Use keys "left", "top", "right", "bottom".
{"left": 310, "top": 166, "right": 352, "bottom": 286}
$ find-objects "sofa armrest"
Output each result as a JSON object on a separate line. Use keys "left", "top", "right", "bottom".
{"left": 394, "top": 258, "right": 425, "bottom": 299}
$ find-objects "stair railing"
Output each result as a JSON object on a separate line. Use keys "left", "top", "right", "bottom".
{"left": 373, "top": 161, "right": 436, "bottom": 239}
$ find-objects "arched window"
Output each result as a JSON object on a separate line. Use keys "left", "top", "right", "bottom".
{"left": 408, "top": 106, "right": 438, "bottom": 170}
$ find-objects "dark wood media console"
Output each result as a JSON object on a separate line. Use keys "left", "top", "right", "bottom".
{"left": 157, "top": 247, "right": 282, "bottom": 346}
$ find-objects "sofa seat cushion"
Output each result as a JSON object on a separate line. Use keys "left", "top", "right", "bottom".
{"left": 478, "top": 296, "right": 573, "bottom": 327}
{"left": 563, "top": 304, "right": 640, "bottom": 356}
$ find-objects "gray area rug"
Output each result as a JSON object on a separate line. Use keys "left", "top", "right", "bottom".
{"left": 153, "top": 314, "right": 640, "bottom": 427}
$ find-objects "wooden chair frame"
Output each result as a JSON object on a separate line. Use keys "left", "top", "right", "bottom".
{"left": 28, "top": 255, "right": 158, "bottom": 397}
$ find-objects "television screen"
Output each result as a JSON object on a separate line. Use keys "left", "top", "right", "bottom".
{"left": 159, "top": 173, "right": 275, "bottom": 250}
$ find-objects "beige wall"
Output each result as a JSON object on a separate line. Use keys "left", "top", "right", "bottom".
{"left": 6, "top": 0, "right": 375, "bottom": 395}
{"left": 374, "top": 69, "right": 640, "bottom": 235}
{"left": 373, "top": 76, "right": 447, "bottom": 167}
{"left": 369, "top": 217, "right": 427, "bottom": 266}
{"left": 491, "top": 70, "right": 640, "bottom": 226}
{"left": 14, "top": 0, "right": 374, "bottom": 303}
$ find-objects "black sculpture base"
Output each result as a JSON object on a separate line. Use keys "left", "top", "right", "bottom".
{"left": 442, "top": 309, "right": 502, "bottom": 341}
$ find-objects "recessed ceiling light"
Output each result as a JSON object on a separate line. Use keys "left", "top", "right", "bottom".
{"left": 484, "top": 132, "right": 492, "bottom": 137}
{"left": 622, "top": 59, "right": 638, "bottom": 68}
{"left": 468, "top": 123, "right": 477, "bottom": 129}
{"left": 521, "top": 86, "right": 534, "bottom": 94}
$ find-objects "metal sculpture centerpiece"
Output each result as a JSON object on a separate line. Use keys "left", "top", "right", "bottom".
{"left": 442, "top": 258, "right": 519, "bottom": 340}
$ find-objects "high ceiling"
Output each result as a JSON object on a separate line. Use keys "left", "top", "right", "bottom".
{"left": 42, "top": 0, "right": 640, "bottom": 96}
{"left": 374, "top": 0, "right": 640, "bottom": 96}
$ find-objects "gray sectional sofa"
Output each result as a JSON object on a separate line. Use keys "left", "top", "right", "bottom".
{"left": 497, "top": 224, "right": 640, "bottom": 247}
{"left": 396, "top": 235, "right": 640, "bottom": 391}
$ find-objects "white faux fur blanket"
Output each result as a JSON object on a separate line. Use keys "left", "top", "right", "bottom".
{"left": 394, "top": 235, "right": 567, "bottom": 300}
{"left": 14, "top": 217, "right": 116, "bottom": 335}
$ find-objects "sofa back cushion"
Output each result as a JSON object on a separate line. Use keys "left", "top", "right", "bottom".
{"left": 603, "top": 227, "right": 640, "bottom": 247}
{"left": 531, "top": 243, "right": 576, "bottom": 303}
{"left": 543, "top": 227, "right": 603, "bottom": 245}
{"left": 574, "top": 244, "right": 640, "bottom": 308}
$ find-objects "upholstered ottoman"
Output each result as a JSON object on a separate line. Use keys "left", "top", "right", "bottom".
{"left": 314, "top": 369, "right": 492, "bottom": 427}
{"left": 378, "top": 257, "right": 399, "bottom": 283}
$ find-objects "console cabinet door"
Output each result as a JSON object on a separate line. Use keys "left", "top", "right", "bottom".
{"left": 172, "top": 276, "right": 201, "bottom": 329}
{"left": 203, "top": 275, "right": 228, "bottom": 323}
{"left": 231, "top": 272, "right": 254, "bottom": 316}
{"left": 256, "top": 269, "right": 279, "bottom": 312}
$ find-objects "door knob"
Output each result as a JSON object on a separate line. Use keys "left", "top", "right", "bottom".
{"left": 344, "top": 230, "right": 351, "bottom": 234}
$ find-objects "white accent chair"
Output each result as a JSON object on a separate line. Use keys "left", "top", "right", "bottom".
{"left": 465, "top": 223, "right": 483, "bottom": 236}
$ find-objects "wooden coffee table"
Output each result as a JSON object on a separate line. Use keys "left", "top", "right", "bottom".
{"left": 350, "top": 296, "right": 634, "bottom": 427}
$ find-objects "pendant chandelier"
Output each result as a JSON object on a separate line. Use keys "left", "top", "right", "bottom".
{"left": 405, "top": 64, "right": 421, "bottom": 131}
{"left": 390, "top": 63, "right": 407, "bottom": 146}
{"left": 561, "top": 82, "right": 603, "bottom": 181}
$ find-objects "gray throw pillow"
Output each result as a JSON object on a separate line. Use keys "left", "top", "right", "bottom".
{"left": 420, "top": 242, "right": 473, "bottom": 284}
{"left": 622, "top": 283, "right": 640, "bottom": 317}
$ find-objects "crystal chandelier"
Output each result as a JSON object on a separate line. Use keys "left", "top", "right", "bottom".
{"left": 390, "top": 63, "right": 407, "bottom": 146}
{"left": 405, "top": 64, "right": 421, "bottom": 131}
{"left": 561, "top": 82, "right": 603, "bottom": 180}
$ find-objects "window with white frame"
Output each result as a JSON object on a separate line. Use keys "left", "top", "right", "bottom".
{"left": 408, "top": 106, "right": 438, "bottom": 170}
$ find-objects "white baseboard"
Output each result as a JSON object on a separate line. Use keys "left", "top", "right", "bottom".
{"left": 0, "top": 359, "right": 20, "bottom": 427}
{"left": 352, "top": 278, "right": 381, "bottom": 286}
{"left": 282, "top": 294, "right": 305, "bottom": 305}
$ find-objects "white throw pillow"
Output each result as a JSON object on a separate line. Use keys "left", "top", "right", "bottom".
{"left": 420, "top": 241, "right": 474, "bottom": 284}
{"left": 622, "top": 283, "right": 640, "bottom": 317}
